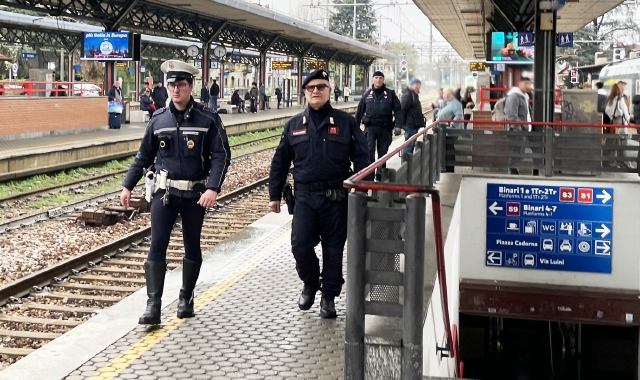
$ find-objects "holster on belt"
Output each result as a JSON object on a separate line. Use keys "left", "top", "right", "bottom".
{"left": 283, "top": 183, "right": 294, "bottom": 215}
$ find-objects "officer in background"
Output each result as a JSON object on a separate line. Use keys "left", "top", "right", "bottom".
{"left": 269, "top": 69, "right": 371, "bottom": 318}
{"left": 355, "top": 70, "right": 403, "bottom": 180}
{"left": 120, "top": 60, "right": 231, "bottom": 325}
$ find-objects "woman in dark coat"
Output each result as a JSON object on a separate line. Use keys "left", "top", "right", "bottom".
{"left": 460, "top": 88, "right": 475, "bottom": 129}
{"left": 140, "top": 89, "right": 154, "bottom": 119}
{"left": 275, "top": 87, "right": 282, "bottom": 109}
{"left": 231, "top": 90, "right": 245, "bottom": 113}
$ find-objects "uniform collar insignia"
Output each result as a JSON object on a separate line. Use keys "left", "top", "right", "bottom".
{"left": 302, "top": 115, "right": 307, "bottom": 124}
{"left": 329, "top": 116, "right": 334, "bottom": 124}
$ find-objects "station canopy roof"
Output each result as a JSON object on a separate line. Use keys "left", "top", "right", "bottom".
{"left": 1, "top": 0, "right": 397, "bottom": 65}
{"left": 412, "top": 0, "right": 625, "bottom": 60}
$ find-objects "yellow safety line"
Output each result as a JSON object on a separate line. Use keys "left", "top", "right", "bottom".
{"left": 0, "top": 133, "right": 143, "bottom": 154}
{"left": 87, "top": 233, "right": 288, "bottom": 380}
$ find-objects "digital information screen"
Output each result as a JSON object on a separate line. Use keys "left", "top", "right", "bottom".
{"left": 487, "top": 32, "right": 534, "bottom": 64}
{"left": 82, "top": 32, "right": 132, "bottom": 61}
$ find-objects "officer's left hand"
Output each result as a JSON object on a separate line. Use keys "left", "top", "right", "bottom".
{"left": 393, "top": 127, "right": 402, "bottom": 136}
{"left": 197, "top": 189, "right": 218, "bottom": 208}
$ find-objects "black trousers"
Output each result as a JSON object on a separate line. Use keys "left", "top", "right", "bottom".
{"left": 365, "top": 126, "right": 392, "bottom": 178}
{"left": 291, "top": 190, "right": 347, "bottom": 297}
{"left": 250, "top": 99, "right": 258, "bottom": 112}
{"left": 445, "top": 135, "right": 458, "bottom": 172}
{"left": 148, "top": 191, "right": 205, "bottom": 263}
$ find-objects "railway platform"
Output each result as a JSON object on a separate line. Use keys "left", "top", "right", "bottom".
{"left": 0, "top": 101, "right": 359, "bottom": 181}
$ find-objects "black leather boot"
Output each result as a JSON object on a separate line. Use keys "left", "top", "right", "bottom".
{"left": 298, "top": 280, "right": 320, "bottom": 310}
{"left": 320, "top": 295, "right": 337, "bottom": 319}
{"left": 177, "top": 257, "right": 202, "bottom": 319}
{"left": 138, "top": 261, "right": 166, "bottom": 325}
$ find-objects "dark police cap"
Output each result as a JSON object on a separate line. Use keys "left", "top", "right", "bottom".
{"left": 302, "top": 69, "right": 330, "bottom": 89}
{"left": 160, "top": 60, "right": 199, "bottom": 83}
{"left": 373, "top": 70, "right": 384, "bottom": 78}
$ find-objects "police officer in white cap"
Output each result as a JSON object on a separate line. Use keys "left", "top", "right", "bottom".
{"left": 120, "top": 60, "right": 231, "bottom": 325}
{"left": 268, "top": 69, "right": 371, "bottom": 318}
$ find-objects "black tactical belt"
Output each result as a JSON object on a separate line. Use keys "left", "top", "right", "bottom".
{"left": 295, "top": 180, "right": 344, "bottom": 192}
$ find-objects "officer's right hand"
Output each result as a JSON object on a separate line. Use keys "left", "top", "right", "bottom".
{"left": 120, "top": 188, "right": 131, "bottom": 208}
{"left": 393, "top": 127, "right": 402, "bottom": 136}
{"left": 269, "top": 201, "right": 281, "bottom": 213}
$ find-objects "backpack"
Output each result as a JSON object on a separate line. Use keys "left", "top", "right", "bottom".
{"left": 491, "top": 97, "right": 507, "bottom": 122}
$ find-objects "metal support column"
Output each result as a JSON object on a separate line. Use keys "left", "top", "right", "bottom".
{"left": 134, "top": 60, "right": 140, "bottom": 100}
{"left": 259, "top": 50, "right": 267, "bottom": 87}
{"left": 219, "top": 63, "right": 225, "bottom": 99}
{"left": 202, "top": 42, "right": 210, "bottom": 87}
{"left": 403, "top": 194, "right": 426, "bottom": 379}
{"left": 533, "top": 5, "right": 557, "bottom": 123}
{"left": 345, "top": 191, "right": 367, "bottom": 380}
{"left": 297, "top": 58, "right": 304, "bottom": 106}
{"left": 67, "top": 55, "right": 72, "bottom": 84}
{"left": 105, "top": 61, "right": 115, "bottom": 96}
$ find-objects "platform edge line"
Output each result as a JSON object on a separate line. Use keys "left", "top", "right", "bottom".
{"left": 86, "top": 233, "right": 288, "bottom": 380}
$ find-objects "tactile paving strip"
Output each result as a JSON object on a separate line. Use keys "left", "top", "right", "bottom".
{"left": 65, "top": 223, "right": 347, "bottom": 380}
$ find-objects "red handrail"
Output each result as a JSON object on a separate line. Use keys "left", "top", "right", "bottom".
{"left": 344, "top": 121, "right": 457, "bottom": 374}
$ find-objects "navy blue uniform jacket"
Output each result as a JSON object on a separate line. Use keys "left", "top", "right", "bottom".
{"left": 355, "top": 86, "right": 403, "bottom": 129}
{"left": 122, "top": 102, "right": 231, "bottom": 195}
{"left": 269, "top": 104, "right": 371, "bottom": 201}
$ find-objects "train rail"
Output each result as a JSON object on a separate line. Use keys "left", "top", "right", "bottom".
{"left": 0, "top": 175, "right": 275, "bottom": 367}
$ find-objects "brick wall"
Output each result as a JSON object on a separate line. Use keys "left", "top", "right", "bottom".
{"left": 0, "top": 97, "right": 107, "bottom": 136}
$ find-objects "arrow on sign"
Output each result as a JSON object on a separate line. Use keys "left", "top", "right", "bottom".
{"left": 488, "top": 201, "right": 503, "bottom": 215}
{"left": 595, "top": 224, "right": 611, "bottom": 238}
{"left": 596, "top": 189, "right": 611, "bottom": 204}
{"left": 487, "top": 252, "right": 501, "bottom": 265}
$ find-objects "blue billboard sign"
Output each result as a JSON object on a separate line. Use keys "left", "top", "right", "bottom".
{"left": 81, "top": 31, "right": 133, "bottom": 61}
{"left": 486, "top": 183, "right": 613, "bottom": 273}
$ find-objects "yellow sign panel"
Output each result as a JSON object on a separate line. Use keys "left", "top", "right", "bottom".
{"left": 272, "top": 61, "right": 294, "bottom": 70}
{"left": 306, "top": 61, "right": 327, "bottom": 71}
{"left": 469, "top": 62, "right": 486, "bottom": 71}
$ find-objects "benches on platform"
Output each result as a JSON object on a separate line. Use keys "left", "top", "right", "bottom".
{"left": 130, "top": 110, "right": 149, "bottom": 123}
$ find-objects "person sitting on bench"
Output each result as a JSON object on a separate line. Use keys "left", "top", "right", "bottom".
{"left": 231, "top": 89, "right": 245, "bottom": 113}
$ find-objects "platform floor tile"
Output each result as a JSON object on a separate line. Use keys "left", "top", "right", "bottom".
{"left": 66, "top": 224, "right": 346, "bottom": 380}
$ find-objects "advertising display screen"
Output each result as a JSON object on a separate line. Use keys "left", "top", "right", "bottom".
{"left": 487, "top": 32, "right": 534, "bottom": 64}
{"left": 82, "top": 32, "right": 132, "bottom": 61}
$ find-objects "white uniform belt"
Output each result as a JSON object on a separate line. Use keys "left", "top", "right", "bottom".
{"left": 156, "top": 178, "right": 207, "bottom": 192}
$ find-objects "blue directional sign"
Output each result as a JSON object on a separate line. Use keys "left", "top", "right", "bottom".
{"left": 20, "top": 52, "right": 36, "bottom": 60}
{"left": 231, "top": 52, "right": 241, "bottom": 63}
{"left": 486, "top": 184, "right": 613, "bottom": 273}
{"left": 557, "top": 32, "right": 574, "bottom": 47}
{"left": 518, "top": 32, "right": 534, "bottom": 47}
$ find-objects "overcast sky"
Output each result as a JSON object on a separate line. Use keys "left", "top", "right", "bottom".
{"left": 245, "top": 0, "right": 451, "bottom": 47}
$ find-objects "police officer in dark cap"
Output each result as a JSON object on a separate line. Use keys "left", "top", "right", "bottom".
{"left": 355, "top": 70, "right": 403, "bottom": 180}
{"left": 120, "top": 59, "right": 231, "bottom": 325}
{"left": 269, "top": 69, "right": 371, "bottom": 318}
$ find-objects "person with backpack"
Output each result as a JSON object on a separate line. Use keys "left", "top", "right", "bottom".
{"left": 355, "top": 71, "right": 403, "bottom": 180}
{"left": 504, "top": 77, "right": 534, "bottom": 175}
{"left": 604, "top": 83, "right": 631, "bottom": 168}
{"left": 596, "top": 82, "right": 606, "bottom": 114}
{"left": 401, "top": 78, "right": 426, "bottom": 155}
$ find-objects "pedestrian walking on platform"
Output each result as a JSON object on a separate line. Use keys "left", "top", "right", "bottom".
{"left": 400, "top": 78, "right": 426, "bottom": 155}
{"left": 275, "top": 86, "right": 282, "bottom": 109}
{"left": 343, "top": 86, "right": 351, "bottom": 102}
{"left": 120, "top": 59, "right": 231, "bottom": 325}
{"left": 107, "top": 81, "right": 124, "bottom": 129}
{"left": 505, "top": 77, "right": 536, "bottom": 175}
{"left": 209, "top": 80, "right": 219, "bottom": 110}
{"left": 334, "top": 87, "right": 341, "bottom": 103}
{"left": 200, "top": 81, "right": 210, "bottom": 107}
{"left": 250, "top": 82, "right": 259, "bottom": 113}
{"left": 437, "top": 88, "right": 464, "bottom": 172}
{"left": 259, "top": 83, "right": 267, "bottom": 110}
{"left": 268, "top": 69, "right": 371, "bottom": 319}
{"left": 355, "top": 71, "right": 403, "bottom": 180}
{"left": 152, "top": 81, "right": 168, "bottom": 109}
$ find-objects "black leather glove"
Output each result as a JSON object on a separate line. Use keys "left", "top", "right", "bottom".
{"left": 393, "top": 127, "right": 402, "bottom": 136}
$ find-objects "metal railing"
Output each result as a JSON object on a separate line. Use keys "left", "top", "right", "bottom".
{"left": 477, "top": 87, "right": 562, "bottom": 110}
{"left": 438, "top": 119, "right": 639, "bottom": 176}
{"left": 343, "top": 121, "right": 456, "bottom": 380}
{"left": 0, "top": 81, "right": 104, "bottom": 98}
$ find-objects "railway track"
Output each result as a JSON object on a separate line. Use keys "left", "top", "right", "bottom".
{"left": 0, "top": 135, "right": 281, "bottom": 234}
{"left": 0, "top": 175, "right": 275, "bottom": 368}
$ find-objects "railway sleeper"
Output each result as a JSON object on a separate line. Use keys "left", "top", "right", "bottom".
{"left": 0, "top": 315, "right": 83, "bottom": 327}
{"left": 116, "top": 253, "right": 182, "bottom": 262}
{"left": 69, "top": 275, "right": 146, "bottom": 285}
{"left": 99, "top": 260, "right": 179, "bottom": 269}
{"left": 20, "top": 303, "right": 97, "bottom": 315}
{"left": 52, "top": 282, "right": 140, "bottom": 293}
{"left": 44, "top": 292, "right": 122, "bottom": 304}
{"left": 0, "top": 329, "right": 60, "bottom": 340}
{"left": 0, "top": 347, "right": 34, "bottom": 358}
